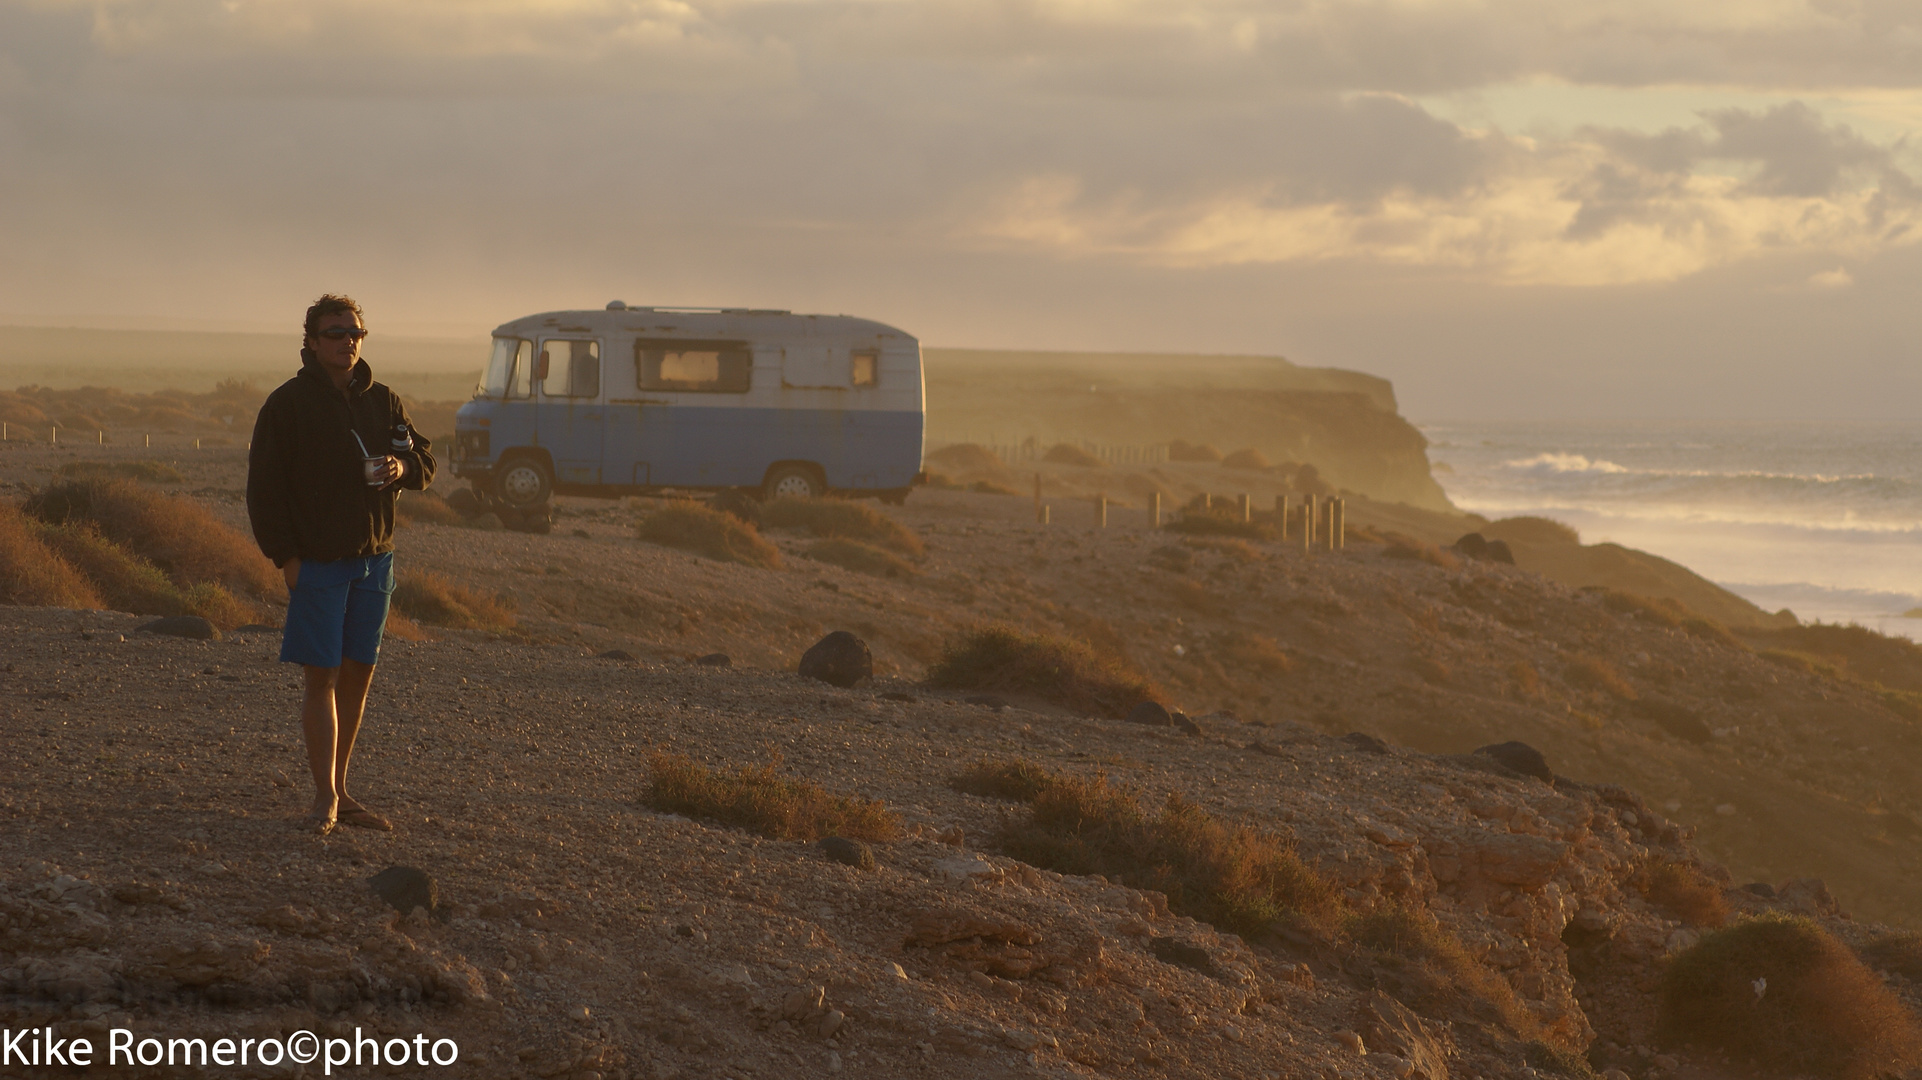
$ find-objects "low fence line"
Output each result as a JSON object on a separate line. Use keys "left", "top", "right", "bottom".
{"left": 938, "top": 438, "right": 1169, "bottom": 465}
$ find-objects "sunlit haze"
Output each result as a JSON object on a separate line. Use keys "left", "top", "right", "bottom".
{"left": 4, "top": 0, "right": 1921, "bottom": 418}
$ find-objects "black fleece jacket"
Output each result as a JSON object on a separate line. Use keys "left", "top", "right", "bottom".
{"left": 246, "top": 350, "right": 435, "bottom": 568}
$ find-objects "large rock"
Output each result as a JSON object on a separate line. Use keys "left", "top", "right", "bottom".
{"left": 818, "top": 836, "right": 875, "bottom": 870}
{"left": 1356, "top": 990, "right": 1450, "bottom": 1080}
{"left": 1472, "top": 834, "right": 1572, "bottom": 889}
{"left": 1127, "top": 701, "right": 1173, "bottom": 726}
{"left": 138, "top": 615, "right": 219, "bottom": 640}
{"left": 1473, "top": 741, "right": 1553, "bottom": 783}
{"left": 370, "top": 866, "right": 438, "bottom": 916}
{"left": 798, "top": 631, "right": 871, "bottom": 688}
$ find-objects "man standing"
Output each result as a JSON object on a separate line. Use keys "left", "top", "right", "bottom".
{"left": 247, "top": 294, "right": 435, "bottom": 833}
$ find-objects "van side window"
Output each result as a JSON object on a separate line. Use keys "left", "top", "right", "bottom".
{"left": 851, "top": 350, "right": 878, "bottom": 387}
{"left": 635, "top": 339, "right": 751, "bottom": 393}
{"left": 483, "top": 338, "right": 534, "bottom": 398}
{"left": 539, "top": 339, "right": 600, "bottom": 398}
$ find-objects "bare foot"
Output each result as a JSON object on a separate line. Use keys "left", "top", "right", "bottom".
{"left": 300, "top": 807, "right": 337, "bottom": 835}
{"left": 337, "top": 798, "right": 394, "bottom": 832}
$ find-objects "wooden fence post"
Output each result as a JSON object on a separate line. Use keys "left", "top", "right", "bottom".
{"left": 1333, "top": 497, "right": 1346, "bottom": 551}
{"left": 1276, "top": 494, "right": 1289, "bottom": 540}
{"left": 1147, "top": 491, "right": 1160, "bottom": 529}
{"left": 1040, "top": 504, "right": 1051, "bottom": 526}
{"left": 1303, "top": 496, "right": 1315, "bottom": 554}
{"left": 1033, "top": 473, "right": 1042, "bottom": 519}
{"left": 50, "top": 426, "right": 57, "bottom": 445}
{"left": 1095, "top": 494, "right": 1107, "bottom": 528}
{"left": 1237, "top": 493, "right": 1250, "bottom": 523}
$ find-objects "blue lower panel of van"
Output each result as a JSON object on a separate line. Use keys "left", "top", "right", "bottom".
{"left": 457, "top": 402, "right": 924, "bottom": 490}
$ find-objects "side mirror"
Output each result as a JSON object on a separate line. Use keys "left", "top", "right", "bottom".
{"left": 535, "top": 353, "right": 551, "bottom": 382}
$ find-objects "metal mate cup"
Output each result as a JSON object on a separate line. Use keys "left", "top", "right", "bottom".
{"left": 362, "top": 456, "right": 385, "bottom": 487}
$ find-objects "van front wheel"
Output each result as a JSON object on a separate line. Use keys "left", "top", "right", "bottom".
{"left": 763, "top": 465, "right": 823, "bottom": 500}
{"left": 496, "top": 457, "right": 553, "bottom": 508}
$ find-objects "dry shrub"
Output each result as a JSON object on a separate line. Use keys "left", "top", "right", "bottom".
{"left": 1758, "top": 648, "right": 1841, "bottom": 680}
{"left": 951, "top": 758, "right": 1056, "bottom": 803}
{"left": 1168, "top": 440, "right": 1223, "bottom": 463}
{"left": 1043, "top": 443, "right": 1105, "bottom": 467}
{"left": 760, "top": 497, "right": 923, "bottom": 556}
{"left": 1746, "top": 623, "right": 1922, "bottom": 694}
{"left": 57, "top": 460, "right": 185, "bottom": 483}
{"left": 924, "top": 442, "right": 1010, "bottom": 475}
{"left": 1483, "top": 516, "right": 1580, "bottom": 546}
{"left": 391, "top": 571, "right": 517, "bottom": 632}
{"left": 24, "top": 479, "right": 281, "bottom": 600}
{"left": 637, "top": 503, "right": 782, "bottom": 568}
{"left": 1509, "top": 660, "right": 1542, "bottom": 698}
{"left": 0, "top": 502, "right": 102, "bottom": 609}
{"left": 1210, "top": 630, "right": 1294, "bottom": 674}
{"left": 804, "top": 538, "right": 915, "bottom": 578}
{"left": 1219, "top": 447, "right": 1270, "bottom": 470}
{"left": 1565, "top": 654, "right": 1637, "bottom": 700}
{"left": 1171, "top": 578, "right": 1229, "bottom": 615}
{"left": 1858, "top": 931, "right": 1922, "bottom": 981}
{"left": 1681, "top": 616, "right": 1745, "bottom": 650}
{"left": 1600, "top": 588, "right": 1688, "bottom": 627}
{"left": 1660, "top": 914, "right": 1922, "bottom": 1078}
{"left": 383, "top": 611, "right": 429, "bottom": 642}
{"left": 1182, "top": 537, "right": 1265, "bottom": 562}
{"left": 995, "top": 770, "right": 1337, "bottom": 934}
{"left": 1381, "top": 534, "right": 1461, "bottom": 570}
{"left": 643, "top": 750, "right": 899, "bottom": 842}
{"left": 925, "top": 624, "right": 1160, "bottom": 719}
{"left": 1347, "top": 905, "right": 1543, "bottom": 1038}
{"left": 1642, "top": 858, "right": 1729, "bottom": 927}
{"left": 34, "top": 522, "right": 188, "bottom": 616}
{"left": 396, "top": 491, "right": 464, "bottom": 526}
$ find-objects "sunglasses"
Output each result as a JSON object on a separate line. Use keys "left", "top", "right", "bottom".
{"left": 316, "top": 327, "right": 369, "bottom": 341}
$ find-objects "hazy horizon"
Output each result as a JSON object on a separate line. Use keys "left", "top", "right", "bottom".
{"left": 6, "top": 2, "right": 1922, "bottom": 420}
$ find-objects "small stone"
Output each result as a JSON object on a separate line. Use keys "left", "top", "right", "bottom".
{"left": 1173, "top": 711, "right": 1202, "bottom": 736}
{"left": 782, "top": 986, "right": 825, "bottom": 1020}
{"left": 695, "top": 653, "right": 731, "bottom": 667}
{"left": 1473, "top": 740, "right": 1553, "bottom": 783}
{"left": 1127, "top": 701, "right": 1173, "bottom": 726}
{"left": 967, "top": 971, "right": 994, "bottom": 990}
{"left": 1003, "top": 1029, "right": 1042, "bottom": 1051}
{"left": 888, "top": 962, "right": 909, "bottom": 980}
{"left": 826, "top": 1051, "right": 843, "bottom": 1072}
{"left": 368, "top": 866, "right": 437, "bottom": 917}
{"left": 819, "top": 1009, "right": 845, "bottom": 1038}
{"left": 137, "top": 615, "right": 219, "bottom": 640}
{"left": 1334, "top": 1028, "right": 1365, "bottom": 1054}
{"left": 573, "top": 1006, "right": 591, "bottom": 1022}
{"left": 798, "top": 631, "right": 872, "bottom": 688}
{"left": 594, "top": 650, "right": 636, "bottom": 662}
{"left": 818, "top": 836, "right": 876, "bottom": 870}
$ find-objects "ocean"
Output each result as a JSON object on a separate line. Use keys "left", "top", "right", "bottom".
{"left": 1422, "top": 420, "right": 1922, "bottom": 641}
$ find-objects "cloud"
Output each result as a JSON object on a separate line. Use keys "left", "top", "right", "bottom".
{"left": 1808, "top": 266, "right": 1853, "bottom": 288}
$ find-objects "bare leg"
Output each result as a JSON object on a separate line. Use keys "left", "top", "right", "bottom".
{"left": 332, "top": 659, "right": 377, "bottom": 817}
{"left": 299, "top": 665, "right": 343, "bottom": 823}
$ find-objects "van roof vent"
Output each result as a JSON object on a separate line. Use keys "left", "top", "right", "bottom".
{"left": 606, "top": 300, "right": 627, "bottom": 311}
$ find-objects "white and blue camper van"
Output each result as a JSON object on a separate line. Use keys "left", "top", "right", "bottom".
{"left": 451, "top": 304, "right": 925, "bottom": 511}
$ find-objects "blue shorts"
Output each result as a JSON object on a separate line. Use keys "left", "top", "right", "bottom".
{"left": 280, "top": 552, "right": 395, "bottom": 668}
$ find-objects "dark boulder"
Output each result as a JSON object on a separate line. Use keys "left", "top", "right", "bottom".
{"left": 799, "top": 631, "right": 872, "bottom": 688}
{"left": 595, "top": 649, "right": 636, "bottom": 662}
{"left": 1127, "top": 701, "right": 1173, "bottom": 726}
{"left": 1474, "top": 741, "right": 1554, "bottom": 783}
{"left": 1453, "top": 532, "right": 1489, "bottom": 558}
{"left": 818, "top": 836, "right": 876, "bottom": 870}
{"left": 1341, "top": 732, "right": 1390, "bottom": 754}
{"left": 369, "top": 866, "right": 437, "bottom": 917}
{"left": 137, "top": 616, "right": 219, "bottom": 640}
{"left": 695, "top": 653, "right": 731, "bottom": 667}
{"left": 1149, "top": 937, "right": 1229, "bottom": 980}
{"left": 1173, "top": 711, "right": 1202, "bottom": 736}
{"left": 1484, "top": 539, "right": 1516, "bottom": 564}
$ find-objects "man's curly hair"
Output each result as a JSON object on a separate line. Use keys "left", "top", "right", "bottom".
{"left": 303, "top": 294, "right": 364, "bottom": 341}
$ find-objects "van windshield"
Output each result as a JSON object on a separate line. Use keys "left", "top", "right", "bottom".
{"left": 482, "top": 338, "right": 533, "bottom": 398}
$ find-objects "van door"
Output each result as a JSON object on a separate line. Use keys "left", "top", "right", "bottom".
{"left": 536, "top": 338, "right": 603, "bottom": 485}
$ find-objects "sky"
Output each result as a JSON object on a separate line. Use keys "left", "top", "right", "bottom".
{"left": 3, "top": 0, "right": 1921, "bottom": 420}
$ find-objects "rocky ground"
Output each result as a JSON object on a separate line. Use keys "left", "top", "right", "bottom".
{"left": 5, "top": 438, "right": 1922, "bottom": 1079}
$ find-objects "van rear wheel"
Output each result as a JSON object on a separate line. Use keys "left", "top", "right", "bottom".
{"left": 496, "top": 457, "right": 553, "bottom": 508}
{"left": 763, "top": 465, "right": 823, "bottom": 500}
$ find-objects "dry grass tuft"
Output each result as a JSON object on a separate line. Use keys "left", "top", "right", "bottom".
{"left": 1381, "top": 534, "right": 1461, "bottom": 570}
{"left": 925, "top": 624, "right": 1161, "bottom": 719}
{"left": 1509, "top": 660, "right": 1542, "bottom": 698}
{"left": 1210, "top": 630, "right": 1294, "bottom": 674}
{"left": 1858, "top": 931, "right": 1922, "bottom": 981}
{"left": 950, "top": 758, "right": 1057, "bottom": 803}
{"left": 396, "top": 491, "right": 465, "bottom": 526}
{"left": 803, "top": 538, "right": 916, "bottom": 578}
{"left": 995, "top": 769, "right": 1337, "bottom": 934}
{"left": 1745, "top": 623, "right": 1922, "bottom": 695}
{"left": 1181, "top": 536, "right": 1265, "bottom": 562}
{"left": 1661, "top": 914, "right": 1922, "bottom": 1078}
{"left": 0, "top": 502, "right": 103, "bottom": 609}
{"left": 760, "top": 497, "right": 924, "bottom": 556}
{"left": 637, "top": 503, "right": 783, "bottom": 568}
{"left": 1219, "top": 447, "right": 1270, "bottom": 470}
{"left": 1565, "top": 654, "right": 1637, "bottom": 700}
{"left": 34, "top": 521, "right": 189, "bottom": 616}
{"left": 1642, "top": 858, "right": 1729, "bottom": 927}
{"left": 1483, "top": 516, "right": 1580, "bottom": 545}
{"left": 57, "top": 460, "right": 185, "bottom": 483}
{"left": 1410, "top": 655, "right": 1451, "bottom": 685}
{"left": 643, "top": 751, "right": 899, "bottom": 842}
{"left": 24, "top": 479, "right": 281, "bottom": 601}
{"left": 391, "top": 571, "right": 518, "bottom": 632}
{"left": 1347, "top": 904, "right": 1544, "bottom": 1038}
